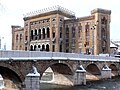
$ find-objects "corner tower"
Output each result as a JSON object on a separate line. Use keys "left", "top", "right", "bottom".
{"left": 91, "top": 8, "right": 111, "bottom": 55}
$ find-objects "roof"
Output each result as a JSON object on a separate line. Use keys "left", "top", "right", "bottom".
{"left": 110, "top": 43, "right": 117, "bottom": 48}
{"left": 23, "top": 5, "right": 75, "bottom": 20}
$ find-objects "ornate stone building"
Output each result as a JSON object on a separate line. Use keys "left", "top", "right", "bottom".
{"left": 12, "top": 6, "right": 111, "bottom": 55}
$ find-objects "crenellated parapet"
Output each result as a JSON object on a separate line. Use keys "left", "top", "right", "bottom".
{"left": 91, "top": 8, "right": 111, "bottom": 15}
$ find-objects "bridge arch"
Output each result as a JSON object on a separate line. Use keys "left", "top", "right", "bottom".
{"left": 86, "top": 63, "right": 101, "bottom": 75}
{"left": 0, "top": 63, "right": 22, "bottom": 89}
{"left": 86, "top": 63, "right": 101, "bottom": 80}
{"left": 41, "top": 62, "right": 74, "bottom": 85}
{"left": 109, "top": 64, "right": 119, "bottom": 76}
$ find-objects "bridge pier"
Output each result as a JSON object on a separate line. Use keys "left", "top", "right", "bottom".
{"left": 23, "top": 66, "right": 40, "bottom": 90}
{"left": 74, "top": 65, "right": 86, "bottom": 85}
{"left": 101, "top": 64, "right": 111, "bottom": 79}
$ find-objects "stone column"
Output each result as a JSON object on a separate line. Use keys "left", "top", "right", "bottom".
{"left": 101, "top": 64, "right": 111, "bottom": 79}
{"left": 74, "top": 65, "right": 86, "bottom": 85}
{"left": 23, "top": 66, "right": 40, "bottom": 90}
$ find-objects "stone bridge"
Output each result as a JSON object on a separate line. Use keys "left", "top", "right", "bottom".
{"left": 0, "top": 50, "right": 119, "bottom": 89}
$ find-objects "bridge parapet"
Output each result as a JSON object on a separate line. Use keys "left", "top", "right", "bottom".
{"left": 0, "top": 50, "right": 119, "bottom": 62}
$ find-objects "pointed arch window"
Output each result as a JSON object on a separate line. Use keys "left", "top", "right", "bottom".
{"left": 46, "top": 44, "right": 49, "bottom": 51}
{"left": 42, "top": 28, "right": 45, "bottom": 39}
{"left": 42, "top": 44, "right": 45, "bottom": 51}
{"left": 47, "top": 27, "right": 50, "bottom": 38}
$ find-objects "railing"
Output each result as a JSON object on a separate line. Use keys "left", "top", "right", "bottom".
{"left": 0, "top": 50, "right": 119, "bottom": 62}
{"left": 23, "top": 5, "right": 75, "bottom": 18}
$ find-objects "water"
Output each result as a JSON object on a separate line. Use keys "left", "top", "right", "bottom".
{"left": 40, "top": 77, "right": 120, "bottom": 90}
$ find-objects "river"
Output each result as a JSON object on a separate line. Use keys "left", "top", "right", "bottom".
{"left": 40, "top": 77, "right": 120, "bottom": 90}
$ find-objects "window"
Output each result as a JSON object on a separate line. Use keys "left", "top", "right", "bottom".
{"left": 25, "top": 47, "right": 27, "bottom": 51}
{"left": 52, "top": 26, "right": 55, "bottom": 38}
{"left": 102, "top": 28, "right": 106, "bottom": 39}
{"left": 38, "top": 29, "right": 41, "bottom": 39}
{"left": 52, "top": 18, "right": 56, "bottom": 21}
{"left": 52, "top": 45, "right": 55, "bottom": 52}
{"left": 72, "top": 27, "right": 75, "bottom": 38}
{"left": 25, "top": 31, "right": 28, "bottom": 41}
{"left": 47, "top": 27, "right": 50, "bottom": 38}
{"left": 20, "top": 34, "right": 22, "bottom": 41}
{"left": 53, "top": 32, "right": 55, "bottom": 38}
{"left": 85, "top": 41, "right": 89, "bottom": 46}
{"left": 85, "top": 23, "right": 89, "bottom": 30}
{"left": 42, "top": 28, "right": 45, "bottom": 39}
{"left": 66, "top": 39, "right": 69, "bottom": 43}
{"left": 42, "top": 44, "right": 45, "bottom": 51}
{"left": 16, "top": 34, "right": 18, "bottom": 41}
{"left": 101, "top": 17, "right": 107, "bottom": 24}
{"left": 66, "top": 49, "right": 69, "bottom": 53}
{"left": 38, "top": 45, "right": 41, "bottom": 48}
{"left": 59, "top": 44, "right": 62, "bottom": 52}
{"left": 78, "top": 23, "right": 82, "bottom": 37}
{"left": 66, "top": 43, "right": 69, "bottom": 47}
{"left": 25, "top": 36, "right": 28, "bottom": 41}
{"left": 46, "top": 44, "right": 49, "bottom": 51}
{"left": 85, "top": 23, "right": 90, "bottom": 38}
{"left": 35, "top": 29, "right": 37, "bottom": 35}
{"left": 66, "top": 25, "right": 69, "bottom": 34}
{"left": 30, "top": 45, "right": 33, "bottom": 51}
{"left": 86, "top": 48, "right": 90, "bottom": 55}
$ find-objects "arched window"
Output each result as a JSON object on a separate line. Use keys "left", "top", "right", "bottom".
{"left": 46, "top": 44, "right": 49, "bottom": 51}
{"left": 35, "top": 29, "right": 37, "bottom": 35}
{"left": 46, "top": 27, "right": 50, "bottom": 38}
{"left": 34, "top": 45, "right": 37, "bottom": 51}
{"left": 52, "top": 45, "right": 55, "bottom": 52}
{"left": 30, "top": 45, "right": 33, "bottom": 51}
{"left": 25, "top": 31, "right": 28, "bottom": 41}
{"left": 101, "top": 17, "right": 107, "bottom": 24}
{"left": 42, "top": 44, "right": 45, "bottom": 51}
{"left": 38, "top": 45, "right": 41, "bottom": 51}
{"left": 42, "top": 28, "right": 45, "bottom": 39}
{"left": 60, "top": 44, "right": 62, "bottom": 52}
{"left": 31, "top": 30, "right": 34, "bottom": 40}
{"left": 38, "top": 29, "right": 41, "bottom": 39}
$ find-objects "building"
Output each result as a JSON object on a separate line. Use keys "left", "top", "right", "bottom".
{"left": 110, "top": 41, "right": 120, "bottom": 56}
{"left": 12, "top": 6, "right": 111, "bottom": 55}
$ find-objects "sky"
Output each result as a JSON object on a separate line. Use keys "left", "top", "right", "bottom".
{"left": 0, "top": 0, "right": 120, "bottom": 50}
